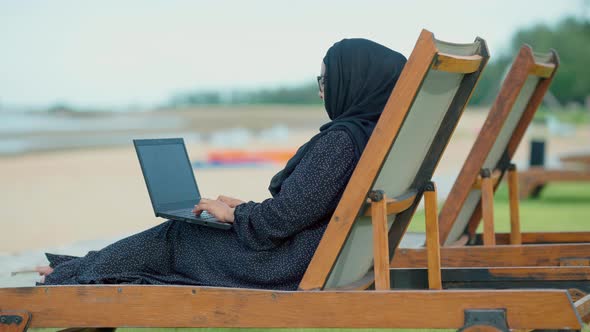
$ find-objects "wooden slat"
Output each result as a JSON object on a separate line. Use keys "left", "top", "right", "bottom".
{"left": 507, "top": 166, "right": 522, "bottom": 245}
{"left": 438, "top": 46, "right": 535, "bottom": 244}
{"left": 298, "top": 29, "right": 439, "bottom": 290}
{"left": 529, "top": 62, "right": 556, "bottom": 78}
{"left": 363, "top": 191, "right": 417, "bottom": 216}
{"left": 491, "top": 232, "right": 590, "bottom": 245}
{"left": 487, "top": 266, "right": 590, "bottom": 280}
{"left": 390, "top": 268, "right": 590, "bottom": 294}
{"left": 391, "top": 266, "right": 590, "bottom": 282}
{"left": 0, "top": 286, "right": 582, "bottom": 329}
{"left": 391, "top": 244, "right": 590, "bottom": 268}
{"left": 371, "top": 193, "right": 390, "bottom": 290}
{"left": 424, "top": 183, "right": 442, "bottom": 290}
{"left": 433, "top": 52, "right": 483, "bottom": 74}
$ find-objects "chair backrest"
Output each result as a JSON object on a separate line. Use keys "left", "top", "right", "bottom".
{"left": 439, "top": 46, "right": 559, "bottom": 245}
{"left": 298, "top": 29, "right": 489, "bottom": 290}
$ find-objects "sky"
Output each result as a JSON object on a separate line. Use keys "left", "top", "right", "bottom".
{"left": 0, "top": 0, "right": 587, "bottom": 109}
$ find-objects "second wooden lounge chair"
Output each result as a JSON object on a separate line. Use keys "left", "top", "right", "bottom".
{"left": 438, "top": 45, "right": 590, "bottom": 248}
{"left": 391, "top": 45, "right": 590, "bottom": 307}
{"left": 1, "top": 30, "right": 587, "bottom": 331}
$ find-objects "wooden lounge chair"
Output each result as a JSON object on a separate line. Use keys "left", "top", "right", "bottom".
{"left": 1, "top": 30, "right": 587, "bottom": 332}
{"left": 519, "top": 152, "right": 590, "bottom": 199}
{"left": 435, "top": 44, "right": 590, "bottom": 248}
{"left": 391, "top": 45, "right": 590, "bottom": 305}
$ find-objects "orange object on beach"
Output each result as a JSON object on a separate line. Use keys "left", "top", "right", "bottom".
{"left": 208, "top": 149, "right": 296, "bottom": 164}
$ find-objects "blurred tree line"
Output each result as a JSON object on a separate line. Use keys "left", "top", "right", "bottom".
{"left": 471, "top": 16, "right": 590, "bottom": 106}
{"left": 167, "top": 84, "right": 321, "bottom": 107}
{"left": 167, "top": 16, "right": 589, "bottom": 108}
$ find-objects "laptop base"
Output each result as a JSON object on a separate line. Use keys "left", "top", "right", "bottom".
{"left": 158, "top": 213, "right": 232, "bottom": 230}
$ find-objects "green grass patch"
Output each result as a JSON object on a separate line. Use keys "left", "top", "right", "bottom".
{"left": 533, "top": 106, "right": 590, "bottom": 125}
{"left": 407, "top": 182, "right": 590, "bottom": 233}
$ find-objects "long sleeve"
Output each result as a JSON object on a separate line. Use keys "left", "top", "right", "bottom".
{"left": 233, "top": 130, "right": 357, "bottom": 251}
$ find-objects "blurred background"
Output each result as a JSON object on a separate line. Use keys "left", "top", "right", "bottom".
{"left": 1, "top": 0, "right": 589, "bottom": 285}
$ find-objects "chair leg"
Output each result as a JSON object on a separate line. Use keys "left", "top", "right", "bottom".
{"left": 424, "top": 182, "right": 442, "bottom": 290}
{"left": 480, "top": 169, "right": 496, "bottom": 246}
{"left": 507, "top": 164, "right": 522, "bottom": 245}
{"left": 369, "top": 190, "right": 390, "bottom": 290}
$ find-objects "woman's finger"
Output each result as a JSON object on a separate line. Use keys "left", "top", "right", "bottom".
{"left": 193, "top": 204, "right": 205, "bottom": 214}
{"left": 217, "top": 196, "right": 230, "bottom": 205}
{"left": 193, "top": 198, "right": 214, "bottom": 215}
{"left": 193, "top": 200, "right": 234, "bottom": 223}
{"left": 195, "top": 198, "right": 210, "bottom": 207}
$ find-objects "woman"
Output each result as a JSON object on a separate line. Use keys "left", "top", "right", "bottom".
{"left": 39, "top": 39, "right": 407, "bottom": 290}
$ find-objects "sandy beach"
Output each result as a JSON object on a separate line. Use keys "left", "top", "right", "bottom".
{"left": 1, "top": 106, "right": 589, "bottom": 286}
{"left": 0, "top": 106, "right": 328, "bottom": 254}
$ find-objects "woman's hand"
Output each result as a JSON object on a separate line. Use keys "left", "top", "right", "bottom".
{"left": 193, "top": 198, "right": 235, "bottom": 223}
{"left": 216, "top": 195, "right": 245, "bottom": 208}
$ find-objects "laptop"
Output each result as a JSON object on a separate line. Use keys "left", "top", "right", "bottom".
{"left": 133, "top": 138, "right": 232, "bottom": 230}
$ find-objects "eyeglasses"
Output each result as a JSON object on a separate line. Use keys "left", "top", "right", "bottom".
{"left": 317, "top": 75, "right": 326, "bottom": 92}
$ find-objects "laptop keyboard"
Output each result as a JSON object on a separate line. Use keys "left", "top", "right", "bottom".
{"left": 170, "top": 208, "right": 219, "bottom": 222}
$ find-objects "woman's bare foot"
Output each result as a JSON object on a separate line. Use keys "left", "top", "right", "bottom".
{"left": 35, "top": 266, "right": 54, "bottom": 276}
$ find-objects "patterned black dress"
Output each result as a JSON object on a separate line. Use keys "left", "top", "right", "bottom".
{"left": 44, "top": 131, "right": 357, "bottom": 290}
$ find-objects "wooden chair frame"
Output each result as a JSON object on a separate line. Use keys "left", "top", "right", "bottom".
{"left": 437, "top": 45, "right": 590, "bottom": 247}
{"left": 1, "top": 30, "right": 587, "bottom": 332}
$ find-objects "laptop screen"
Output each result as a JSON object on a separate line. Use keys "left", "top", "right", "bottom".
{"left": 134, "top": 139, "right": 200, "bottom": 213}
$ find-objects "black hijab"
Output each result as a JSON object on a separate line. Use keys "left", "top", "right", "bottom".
{"left": 268, "top": 38, "right": 407, "bottom": 196}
